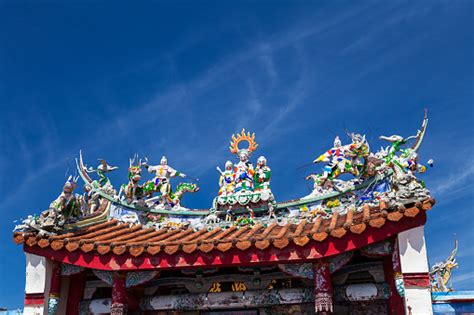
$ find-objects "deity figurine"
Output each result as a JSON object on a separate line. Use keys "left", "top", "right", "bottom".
{"left": 144, "top": 156, "right": 186, "bottom": 206}
{"left": 234, "top": 150, "right": 254, "bottom": 192}
{"left": 228, "top": 129, "right": 259, "bottom": 194}
{"left": 217, "top": 161, "right": 235, "bottom": 196}
{"left": 253, "top": 156, "right": 271, "bottom": 191}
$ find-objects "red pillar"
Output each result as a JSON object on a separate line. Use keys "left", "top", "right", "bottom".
{"left": 383, "top": 254, "right": 405, "bottom": 315}
{"left": 48, "top": 262, "right": 62, "bottom": 314}
{"left": 111, "top": 272, "right": 128, "bottom": 315}
{"left": 313, "top": 260, "right": 333, "bottom": 314}
{"left": 66, "top": 271, "right": 86, "bottom": 315}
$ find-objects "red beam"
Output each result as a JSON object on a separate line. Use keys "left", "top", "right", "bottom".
{"left": 24, "top": 212, "right": 426, "bottom": 271}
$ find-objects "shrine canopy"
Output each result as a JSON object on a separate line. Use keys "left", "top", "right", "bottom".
{"left": 13, "top": 112, "right": 435, "bottom": 271}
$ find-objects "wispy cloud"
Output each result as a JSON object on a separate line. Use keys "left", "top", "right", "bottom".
{"left": 0, "top": 160, "right": 62, "bottom": 212}
{"left": 431, "top": 162, "right": 474, "bottom": 198}
{"left": 452, "top": 270, "right": 474, "bottom": 284}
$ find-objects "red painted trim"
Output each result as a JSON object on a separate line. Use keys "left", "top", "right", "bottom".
{"left": 403, "top": 272, "right": 430, "bottom": 287}
{"left": 24, "top": 293, "right": 44, "bottom": 305}
{"left": 24, "top": 212, "right": 426, "bottom": 271}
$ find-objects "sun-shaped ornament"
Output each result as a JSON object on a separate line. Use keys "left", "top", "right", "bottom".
{"left": 229, "top": 129, "right": 259, "bottom": 155}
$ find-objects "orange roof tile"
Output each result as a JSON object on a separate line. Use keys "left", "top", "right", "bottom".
{"left": 13, "top": 198, "right": 435, "bottom": 259}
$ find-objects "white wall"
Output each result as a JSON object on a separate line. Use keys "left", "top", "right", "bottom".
{"left": 398, "top": 225, "right": 429, "bottom": 273}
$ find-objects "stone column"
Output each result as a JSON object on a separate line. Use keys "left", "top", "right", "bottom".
{"left": 47, "top": 262, "right": 62, "bottom": 315}
{"left": 111, "top": 272, "right": 128, "bottom": 315}
{"left": 313, "top": 260, "right": 333, "bottom": 314}
{"left": 397, "top": 225, "right": 432, "bottom": 315}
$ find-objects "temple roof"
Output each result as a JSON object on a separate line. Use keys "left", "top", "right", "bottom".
{"left": 13, "top": 198, "right": 434, "bottom": 270}
{"left": 13, "top": 113, "right": 436, "bottom": 271}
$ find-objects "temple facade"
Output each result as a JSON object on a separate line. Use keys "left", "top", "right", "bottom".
{"left": 13, "top": 113, "right": 450, "bottom": 314}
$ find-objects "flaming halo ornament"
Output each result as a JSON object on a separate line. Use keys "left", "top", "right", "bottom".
{"left": 229, "top": 129, "right": 259, "bottom": 155}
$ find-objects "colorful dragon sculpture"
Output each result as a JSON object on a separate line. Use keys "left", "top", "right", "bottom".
{"left": 430, "top": 240, "right": 459, "bottom": 292}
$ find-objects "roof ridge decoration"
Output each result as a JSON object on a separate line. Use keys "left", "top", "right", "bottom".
{"left": 13, "top": 111, "right": 433, "bottom": 236}
{"left": 211, "top": 129, "right": 276, "bottom": 225}
{"left": 294, "top": 110, "right": 431, "bottom": 220}
{"left": 430, "top": 240, "right": 458, "bottom": 292}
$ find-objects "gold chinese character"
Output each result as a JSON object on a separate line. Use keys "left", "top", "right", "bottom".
{"left": 232, "top": 282, "right": 247, "bottom": 292}
{"left": 209, "top": 282, "right": 222, "bottom": 293}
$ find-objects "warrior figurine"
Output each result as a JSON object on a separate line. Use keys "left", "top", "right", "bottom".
{"left": 82, "top": 183, "right": 100, "bottom": 215}
{"left": 49, "top": 176, "right": 82, "bottom": 220}
{"left": 122, "top": 156, "right": 146, "bottom": 205}
{"left": 145, "top": 156, "right": 186, "bottom": 206}
{"left": 39, "top": 176, "right": 82, "bottom": 230}
{"left": 217, "top": 161, "right": 235, "bottom": 196}
{"left": 313, "top": 134, "right": 369, "bottom": 184}
{"left": 253, "top": 156, "right": 271, "bottom": 191}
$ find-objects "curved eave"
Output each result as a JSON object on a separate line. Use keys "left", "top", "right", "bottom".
{"left": 14, "top": 199, "right": 434, "bottom": 271}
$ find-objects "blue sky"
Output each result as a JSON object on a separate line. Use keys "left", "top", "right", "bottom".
{"left": 0, "top": 0, "right": 473, "bottom": 309}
